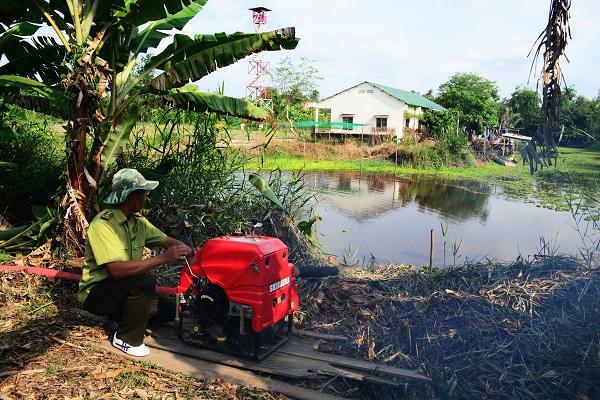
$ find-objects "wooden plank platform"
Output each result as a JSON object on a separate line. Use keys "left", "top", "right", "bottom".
{"left": 96, "top": 339, "right": 344, "bottom": 400}
{"left": 145, "top": 325, "right": 432, "bottom": 390}
{"left": 280, "top": 337, "right": 432, "bottom": 384}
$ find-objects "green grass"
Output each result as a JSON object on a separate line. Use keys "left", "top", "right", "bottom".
{"left": 252, "top": 155, "right": 394, "bottom": 172}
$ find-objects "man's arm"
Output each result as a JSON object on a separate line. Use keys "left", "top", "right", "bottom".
{"left": 106, "top": 237, "right": 192, "bottom": 280}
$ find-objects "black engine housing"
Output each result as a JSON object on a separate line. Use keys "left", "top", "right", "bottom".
{"left": 190, "top": 284, "right": 229, "bottom": 323}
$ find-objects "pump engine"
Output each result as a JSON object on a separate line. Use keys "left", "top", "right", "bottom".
{"left": 175, "top": 230, "right": 299, "bottom": 361}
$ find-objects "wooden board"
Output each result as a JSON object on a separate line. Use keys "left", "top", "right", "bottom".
{"left": 280, "top": 337, "right": 432, "bottom": 384}
{"left": 145, "top": 330, "right": 343, "bottom": 380}
{"left": 146, "top": 325, "right": 432, "bottom": 388}
{"left": 294, "top": 328, "right": 349, "bottom": 341}
{"left": 96, "top": 340, "right": 345, "bottom": 400}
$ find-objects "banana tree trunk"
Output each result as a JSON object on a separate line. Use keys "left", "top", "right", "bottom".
{"left": 61, "top": 102, "right": 92, "bottom": 255}
{"left": 60, "top": 45, "right": 109, "bottom": 254}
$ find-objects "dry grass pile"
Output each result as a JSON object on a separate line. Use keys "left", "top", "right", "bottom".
{"left": 367, "top": 142, "right": 397, "bottom": 160}
{"left": 471, "top": 139, "right": 493, "bottom": 162}
{"left": 296, "top": 257, "right": 600, "bottom": 399}
{"left": 269, "top": 139, "right": 373, "bottom": 161}
{"left": 242, "top": 136, "right": 399, "bottom": 162}
{"left": 369, "top": 142, "right": 419, "bottom": 163}
{"left": 243, "top": 136, "right": 440, "bottom": 168}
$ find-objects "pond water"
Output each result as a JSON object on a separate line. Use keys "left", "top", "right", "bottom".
{"left": 302, "top": 171, "right": 586, "bottom": 267}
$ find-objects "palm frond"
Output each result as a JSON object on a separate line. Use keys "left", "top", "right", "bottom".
{"left": 100, "top": 105, "right": 139, "bottom": 170}
{"left": 0, "top": 75, "right": 69, "bottom": 118}
{"left": 0, "top": 36, "right": 67, "bottom": 84}
{"left": 130, "top": 1, "right": 206, "bottom": 55}
{"left": 249, "top": 173, "right": 285, "bottom": 210}
{"left": 152, "top": 91, "right": 269, "bottom": 121}
{"left": 528, "top": 0, "right": 571, "bottom": 169}
{"left": 144, "top": 28, "right": 298, "bottom": 92}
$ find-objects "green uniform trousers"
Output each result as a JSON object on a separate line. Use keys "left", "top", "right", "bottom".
{"left": 82, "top": 273, "right": 175, "bottom": 346}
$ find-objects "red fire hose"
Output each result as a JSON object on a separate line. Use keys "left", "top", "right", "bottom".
{"left": 0, "top": 265, "right": 177, "bottom": 295}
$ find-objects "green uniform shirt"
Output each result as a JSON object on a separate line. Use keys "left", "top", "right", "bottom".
{"left": 77, "top": 207, "right": 167, "bottom": 304}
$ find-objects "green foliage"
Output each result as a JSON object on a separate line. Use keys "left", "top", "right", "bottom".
{"left": 252, "top": 169, "right": 317, "bottom": 223}
{"left": 272, "top": 56, "right": 323, "bottom": 103}
{"left": 0, "top": 205, "right": 59, "bottom": 256}
{"left": 119, "top": 110, "right": 318, "bottom": 249}
{"left": 0, "top": 106, "right": 62, "bottom": 225}
{"left": 399, "top": 142, "right": 469, "bottom": 169}
{"left": 440, "top": 222, "right": 462, "bottom": 268}
{"left": 271, "top": 57, "right": 323, "bottom": 124}
{"left": 555, "top": 89, "right": 600, "bottom": 147}
{"left": 436, "top": 72, "right": 500, "bottom": 134}
{"left": 249, "top": 173, "right": 285, "bottom": 210}
{"left": 118, "top": 110, "right": 240, "bottom": 244}
{"left": 442, "top": 128, "right": 470, "bottom": 156}
{"left": 505, "top": 86, "right": 541, "bottom": 136}
{"left": 421, "top": 109, "right": 457, "bottom": 139}
{"left": 287, "top": 102, "right": 314, "bottom": 124}
{"left": 419, "top": 109, "right": 470, "bottom": 164}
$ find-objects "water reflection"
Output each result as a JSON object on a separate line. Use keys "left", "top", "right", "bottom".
{"left": 302, "top": 171, "right": 582, "bottom": 267}
{"left": 304, "top": 173, "right": 493, "bottom": 223}
{"left": 400, "top": 176, "right": 492, "bottom": 222}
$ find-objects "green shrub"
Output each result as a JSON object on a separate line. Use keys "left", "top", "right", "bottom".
{"left": 0, "top": 106, "right": 63, "bottom": 225}
{"left": 119, "top": 110, "right": 318, "bottom": 249}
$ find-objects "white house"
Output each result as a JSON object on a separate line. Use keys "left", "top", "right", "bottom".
{"left": 314, "top": 82, "right": 446, "bottom": 139}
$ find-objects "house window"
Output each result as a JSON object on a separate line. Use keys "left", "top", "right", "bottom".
{"left": 366, "top": 90, "right": 374, "bottom": 93}
{"left": 358, "top": 90, "right": 365, "bottom": 93}
{"left": 376, "top": 117, "right": 388, "bottom": 128}
{"left": 342, "top": 116, "right": 354, "bottom": 130}
{"left": 405, "top": 118, "right": 410, "bottom": 128}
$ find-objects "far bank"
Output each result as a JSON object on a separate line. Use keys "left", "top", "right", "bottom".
{"left": 242, "top": 139, "right": 599, "bottom": 212}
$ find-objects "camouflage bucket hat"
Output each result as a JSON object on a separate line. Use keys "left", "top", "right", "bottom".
{"left": 103, "top": 168, "right": 159, "bottom": 204}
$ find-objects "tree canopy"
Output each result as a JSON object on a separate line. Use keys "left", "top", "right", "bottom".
{"left": 271, "top": 56, "right": 322, "bottom": 126}
{"left": 436, "top": 72, "right": 500, "bottom": 136}
{"left": 555, "top": 89, "right": 600, "bottom": 147}
{"left": 505, "top": 87, "right": 541, "bottom": 137}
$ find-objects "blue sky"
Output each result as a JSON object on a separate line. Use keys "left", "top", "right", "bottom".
{"left": 186, "top": 0, "right": 599, "bottom": 101}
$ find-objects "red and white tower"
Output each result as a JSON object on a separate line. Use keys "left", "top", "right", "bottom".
{"left": 245, "top": 7, "right": 273, "bottom": 114}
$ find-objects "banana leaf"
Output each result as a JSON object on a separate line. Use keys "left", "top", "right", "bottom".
{"left": 0, "top": 225, "right": 27, "bottom": 241}
{"left": 249, "top": 173, "right": 284, "bottom": 210}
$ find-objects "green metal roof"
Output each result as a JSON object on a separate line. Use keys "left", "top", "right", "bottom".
{"left": 369, "top": 82, "right": 446, "bottom": 111}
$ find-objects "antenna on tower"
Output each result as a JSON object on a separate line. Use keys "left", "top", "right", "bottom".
{"left": 245, "top": 7, "right": 273, "bottom": 114}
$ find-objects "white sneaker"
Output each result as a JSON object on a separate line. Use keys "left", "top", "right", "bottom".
{"left": 111, "top": 333, "right": 150, "bottom": 357}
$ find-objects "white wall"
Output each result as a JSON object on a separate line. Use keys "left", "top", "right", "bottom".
{"left": 317, "top": 82, "right": 408, "bottom": 138}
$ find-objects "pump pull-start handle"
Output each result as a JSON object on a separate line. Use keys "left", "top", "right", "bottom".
{"left": 243, "top": 218, "right": 263, "bottom": 234}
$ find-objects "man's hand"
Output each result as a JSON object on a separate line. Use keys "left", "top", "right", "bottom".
{"left": 161, "top": 244, "right": 192, "bottom": 264}
{"left": 163, "top": 237, "right": 194, "bottom": 258}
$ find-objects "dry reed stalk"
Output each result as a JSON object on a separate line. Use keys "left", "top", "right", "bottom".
{"left": 296, "top": 256, "right": 600, "bottom": 399}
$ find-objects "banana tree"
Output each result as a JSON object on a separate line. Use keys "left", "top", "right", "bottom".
{"left": 0, "top": 0, "right": 298, "bottom": 252}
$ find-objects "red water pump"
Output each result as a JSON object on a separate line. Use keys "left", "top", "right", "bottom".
{"left": 175, "top": 221, "right": 301, "bottom": 361}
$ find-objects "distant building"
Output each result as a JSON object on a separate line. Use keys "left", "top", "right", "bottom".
{"left": 315, "top": 81, "right": 446, "bottom": 140}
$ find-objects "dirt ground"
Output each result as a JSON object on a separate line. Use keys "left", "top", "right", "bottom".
{"left": 0, "top": 270, "right": 293, "bottom": 400}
